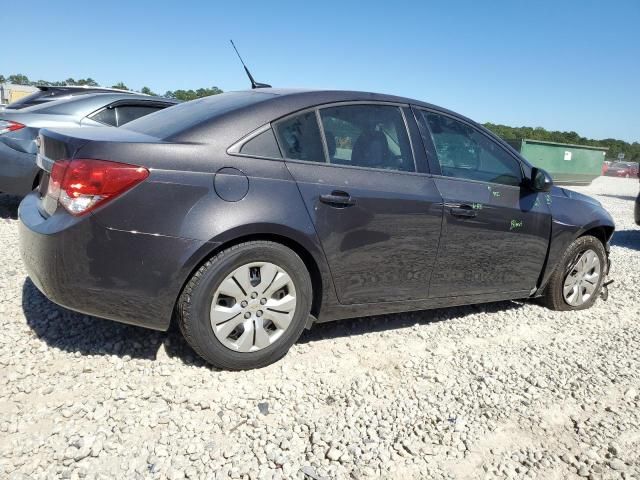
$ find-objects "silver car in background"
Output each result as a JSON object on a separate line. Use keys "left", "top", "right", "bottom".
{"left": 0, "top": 93, "right": 177, "bottom": 195}
{"left": 2, "top": 85, "right": 141, "bottom": 111}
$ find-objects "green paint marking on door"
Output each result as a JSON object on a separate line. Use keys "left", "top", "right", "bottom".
{"left": 510, "top": 219, "right": 523, "bottom": 230}
{"left": 472, "top": 203, "right": 483, "bottom": 210}
{"left": 545, "top": 194, "right": 552, "bottom": 205}
{"left": 534, "top": 198, "right": 541, "bottom": 208}
{"left": 492, "top": 191, "right": 501, "bottom": 198}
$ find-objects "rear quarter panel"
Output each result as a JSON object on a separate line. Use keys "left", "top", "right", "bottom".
{"left": 84, "top": 142, "right": 337, "bottom": 320}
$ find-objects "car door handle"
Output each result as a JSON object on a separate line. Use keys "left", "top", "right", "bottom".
{"left": 319, "top": 191, "right": 355, "bottom": 207}
{"left": 448, "top": 204, "right": 477, "bottom": 218}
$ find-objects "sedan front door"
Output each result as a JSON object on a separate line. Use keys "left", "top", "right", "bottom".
{"left": 415, "top": 108, "right": 552, "bottom": 297}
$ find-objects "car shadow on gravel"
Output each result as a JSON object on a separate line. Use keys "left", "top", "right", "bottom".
{"left": 23, "top": 276, "right": 525, "bottom": 367}
{"left": 298, "top": 301, "right": 524, "bottom": 343}
{"left": 21, "top": 278, "right": 204, "bottom": 366}
{"left": 0, "top": 194, "right": 20, "bottom": 219}
{"left": 612, "top": 229, "right": 640, "bottom": 251}
{"left": 598, "top": 193, "right": 638, "bottom": 202}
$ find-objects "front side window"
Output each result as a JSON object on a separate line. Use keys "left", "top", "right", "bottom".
{"left": 319, "top": 104, "right": 415, "bottom": 172}
{"left": 274, "top": 111, "right": 324, "bottom": 162}
{"left": 419, "top": 110, "right": 522, "bottom": 186}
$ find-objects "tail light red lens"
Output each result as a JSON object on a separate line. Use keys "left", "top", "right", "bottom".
{"left": 47, "top": 158, "right": 149, "bottom": 216}
{"left": 0, "top": 120, "right": 25, "bottom": 135}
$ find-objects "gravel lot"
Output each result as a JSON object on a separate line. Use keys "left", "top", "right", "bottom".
{"left": 1, "top": 176, "right": 639, "bottom": 480}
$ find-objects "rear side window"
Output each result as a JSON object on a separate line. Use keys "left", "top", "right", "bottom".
{"left": 88, "top": 104, "right": 166, "bottom": 127}
{"left": 90, "top": 107, "right": 118, "bottom": 126}
{"left": 419, "top": 110, "right": 522, "bottom": 186}
{"left": 319, "top": 104, "right": 415, "bottom": 172}
{"left": 239, "top": 128, "right": 282, "bottom": 158}
{"left": 116, "top": 105, "right": 164, "bottom": 126}
{"left": 274, "top": 111, "right": 325, "bottom": 162}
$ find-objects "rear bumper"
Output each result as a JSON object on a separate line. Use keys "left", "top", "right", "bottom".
{"left": 0, "top": 142, "right": 39, "bottom": 196}
{"left": 19, "top": 193, "right": 206, "bottom": 330}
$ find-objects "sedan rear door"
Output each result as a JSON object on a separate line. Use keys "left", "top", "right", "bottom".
{"left": 274, "top": 103, "right": 443, "bottom": 305}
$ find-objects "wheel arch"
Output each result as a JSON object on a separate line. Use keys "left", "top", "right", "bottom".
{"left": 581, "top": 225, "right": 614, "bottom": 245}
{"left": 534, "top": 219, "right": 614, "bottom": 297}
{"left": 174, "top": 226, "right": 330, "bottom": 324}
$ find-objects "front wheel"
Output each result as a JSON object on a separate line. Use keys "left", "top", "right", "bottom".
{"left": 540, "top": 235, "right": 607, "bottom": 311}
{"left": 177, "top": 241, "right": 313, "bottom": 370}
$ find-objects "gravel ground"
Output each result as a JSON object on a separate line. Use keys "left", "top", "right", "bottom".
{"left": 1, "top": 176, "right": 639, "bottom": 480}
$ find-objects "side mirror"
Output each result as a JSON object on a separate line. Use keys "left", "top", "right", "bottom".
{"left": 529, "top": 167, "right": 553, "bottom": 192}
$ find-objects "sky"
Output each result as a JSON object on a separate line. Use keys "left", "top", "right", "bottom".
{"left": 3, "top": 0, "right": 639, "bottom": 142}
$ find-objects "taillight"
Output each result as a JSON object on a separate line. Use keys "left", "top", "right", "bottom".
{"left": 0, "top": 120, "right": 25, "bottom": 135}
{"left": 47, "top": 158, "right": 149, "bottom": 216}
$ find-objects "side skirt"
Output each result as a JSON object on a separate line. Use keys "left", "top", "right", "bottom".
{"left": 315, "top": 290, "right": 532, "bottom": 323}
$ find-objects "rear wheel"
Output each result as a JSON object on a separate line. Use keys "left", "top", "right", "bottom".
{"left": 540, "top": 235, "right": 606, "bottom": 311}
{"left": 177, "top": 241, "right": 312, "bottom": 370}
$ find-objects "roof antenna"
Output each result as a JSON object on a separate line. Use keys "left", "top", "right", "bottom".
{"left": 230, "top": 40, "right": 272, "bottom": 89}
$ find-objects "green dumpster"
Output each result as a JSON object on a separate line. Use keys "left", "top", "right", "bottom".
{"left": 508, "top": 139, "right": 607, "bottom": 185}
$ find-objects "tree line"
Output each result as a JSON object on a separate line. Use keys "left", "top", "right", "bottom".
{"left": 0, "top": 73, "right": 222, "bottom": 102}
{"left": 2, "top": 73, "right": 638, "bottom": 160}
{"left": 483, "top": 123, "right": 639, "bottom": 162}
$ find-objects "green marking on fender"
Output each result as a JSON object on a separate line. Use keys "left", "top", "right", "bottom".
{"left": 510, "top": 219, "right": 523, "bottom": 230}
{"left": 545, "top": 194, "right": 552, "bottom": 205}
{"left": 472, "top": 203, "right": 483, "bottom": 210}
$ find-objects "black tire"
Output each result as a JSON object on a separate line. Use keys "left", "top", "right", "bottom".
{"left": 540, "top": 235, "right": 607, "bottom": 311}
{"left": 177, "top": 241, "right": 312, "bottom": 370}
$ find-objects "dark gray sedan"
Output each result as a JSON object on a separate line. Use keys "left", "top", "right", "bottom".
{"left": 19, "top": 89, "right": 615, "bottom": 370}
{"left": 0, "top": 93, "right": 177, "bottom": 195}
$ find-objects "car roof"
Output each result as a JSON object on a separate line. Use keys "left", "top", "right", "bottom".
{"left": 123, "top": 87, "right": 509, "bottom": 153}
{"left": 34, "top": 85, "right": 138, "bottom": 93}
{"left": 226, "top": 88, "right": 479, "bottom": 132}
{"left": 259, "top": 87, "right": 450, "bottom": 111}
{"left": 151, "top": 88, "right": 478, "bottom": 141}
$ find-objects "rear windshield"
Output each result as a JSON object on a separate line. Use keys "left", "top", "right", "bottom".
{"left": 122, "top": 91, "right": 276, "bottom": 139}
{"left": 6, "top": 90, "right": 55, "bottom": 110}
{"left": 6, "top": 87, "right": 132, "bottom": 110}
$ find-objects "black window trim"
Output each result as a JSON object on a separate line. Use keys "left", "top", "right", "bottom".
{"left": 271, "top": 100, "right": 423, "bottom": 175}
{"left": 414, "top": 106, "right": 527, "bottom": 188}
